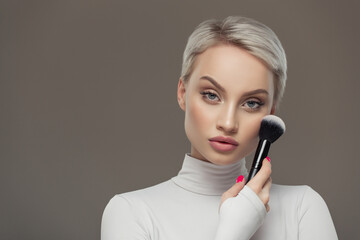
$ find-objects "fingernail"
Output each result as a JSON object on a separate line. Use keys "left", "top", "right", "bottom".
{"left": 266, "top": 156, "right": 271, "bottom": 162}
{"left": 236, "top": 175, "right": 244, "bottom": 183}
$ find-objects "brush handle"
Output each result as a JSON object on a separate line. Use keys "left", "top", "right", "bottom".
{"left": 246, "top": 139, "right": 271, "bottom": 183}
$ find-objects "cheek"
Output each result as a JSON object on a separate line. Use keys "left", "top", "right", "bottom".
{"left": 186, "top": 99, "right": 212, "bottom": 133}
{"left": 239, "top": 115, "right": 263, "bottom": 148}
{"left": 248, "top": 117, "right": 262, "bottom": 137}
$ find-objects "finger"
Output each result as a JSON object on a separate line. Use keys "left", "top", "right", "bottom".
{"left": 265, "top": 204, "right": 270, "bottom": 212}
{"left": 220, "top": 175, "right": 245, "bottom": 205}
{"left": 263, "top": 176, "right": 272, "bottom": 192}
{"left": 258, "top": 177, "right": 272, "bottom": 206}
{"left": 247, "top": 158, "right": 272, "bottom": 191}
{"left": 225, "top": 175, "right": 245, "bottom": 197}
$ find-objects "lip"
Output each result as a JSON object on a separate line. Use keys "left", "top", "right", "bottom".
{"left": 209, "top": 136, "right": 239, "bottom": 145}
{"left": 209, "top": 136, "right": 239, "bottom": 152}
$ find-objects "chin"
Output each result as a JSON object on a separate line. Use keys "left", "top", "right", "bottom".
{"left": 207, "top": 152, "right": 243, "bottom": 166}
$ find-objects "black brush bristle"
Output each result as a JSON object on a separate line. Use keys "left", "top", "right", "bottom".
{"left": 259, "top": 115, "right": 286, "bottom": 143}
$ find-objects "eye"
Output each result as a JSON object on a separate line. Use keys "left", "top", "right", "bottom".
{"left": 243, "top": 100, "right": 264, "bottom": 110}
{"left": 200, "top": 91, "right": 220, "bottom": 102}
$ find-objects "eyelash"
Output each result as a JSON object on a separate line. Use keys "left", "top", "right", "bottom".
{"left": 245, "top": 100, "right": 265, "bottom": 111}
{"left": 200, "top": 91, "right": 265, "bottom": 111}
{"left": 200, "top": 91, "right": 220, "bottom": 102}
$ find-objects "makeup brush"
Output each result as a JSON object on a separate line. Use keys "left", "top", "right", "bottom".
{"left": 246, "top": 115, "right": 286, "bottom": 183}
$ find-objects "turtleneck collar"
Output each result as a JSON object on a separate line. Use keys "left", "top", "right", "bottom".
{"left": 171, "top": 153, "right": 248, "bottom": 196}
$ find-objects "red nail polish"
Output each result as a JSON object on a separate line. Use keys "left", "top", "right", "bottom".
{"left": 236, "top": 175, "right": 244, "bottom": 183}
{"left": 266, "top": 156, "right": 271, "bottom": 162}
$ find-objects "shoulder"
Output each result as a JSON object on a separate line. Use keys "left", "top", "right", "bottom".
{"left": 271, "top": 184, "right": 325, "bottom": 204}
{"left": 101, "top": 180, "right": 173, "bottom": 239}
{"left": 271, "top": 183, "right": 313, "bottom": 197}
{"left": 270, "top": 183, "right": 331, "bottom": 217}
{"left": 106, "top": 179, "right": 172, "bottom": 208}
{"left": 103, "top": 179, "right": 174, "bottom": 217}
{"left": 269, "top": 185, "right": 338, "bottom": 238}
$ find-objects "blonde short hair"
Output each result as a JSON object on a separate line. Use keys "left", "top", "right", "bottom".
{"left": 181, "top": 16, "right": 287, "bottom": 108}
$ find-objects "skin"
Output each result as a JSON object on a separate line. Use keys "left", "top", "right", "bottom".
{"left": 177, "top": 43, "right": 275, "bottom": 210}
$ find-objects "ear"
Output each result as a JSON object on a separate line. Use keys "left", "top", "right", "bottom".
{"left": 177, "top": 78, "right": 186, "bottom": 112}
{"left": 270, "top": 103, "right": 276, "bottom": 115}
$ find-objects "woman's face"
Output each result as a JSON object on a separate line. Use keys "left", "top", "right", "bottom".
{"left": 177, "top": 44, "right": 276, "bottom": 165}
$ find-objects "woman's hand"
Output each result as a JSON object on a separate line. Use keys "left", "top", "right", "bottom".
{"left": 220, "top": 157, "right": 272, "bottom": 211}
{"left": 215, "top": 158, "right": 272, "bottom": 240}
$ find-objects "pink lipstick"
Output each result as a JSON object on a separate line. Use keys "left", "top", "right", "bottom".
{"left": 209, "top": 136, "right": 238, "bottom": 152}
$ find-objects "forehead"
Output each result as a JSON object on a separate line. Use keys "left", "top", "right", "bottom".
{"left": 189, "top": 44, "right": 274, "bottom": 94}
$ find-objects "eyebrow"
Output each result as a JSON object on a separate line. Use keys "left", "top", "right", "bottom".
{"left": 199, "top": 75, "right": 269, "bottom": 97}
{"left": 200, "top": 76, "right": 226, "bottom": 92}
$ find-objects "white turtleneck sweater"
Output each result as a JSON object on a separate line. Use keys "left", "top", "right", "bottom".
{"left": 101, "top": 153, "right": 338, "bottom": 240}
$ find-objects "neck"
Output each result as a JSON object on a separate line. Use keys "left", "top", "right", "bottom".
{"left": 171, "top": 153, "right": 248, "bottom": 196}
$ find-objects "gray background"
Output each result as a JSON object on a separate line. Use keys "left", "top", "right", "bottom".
{"left": 1, "top": 0, "right": 359, "bottom": 239}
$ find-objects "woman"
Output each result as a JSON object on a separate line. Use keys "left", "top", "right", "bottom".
{"left": 101, "top": 16, "right": 338, "bottom": 240}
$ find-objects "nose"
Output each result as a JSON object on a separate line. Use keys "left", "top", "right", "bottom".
{"left": 216, "top": 103, "right": 239, "bottom": 133}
